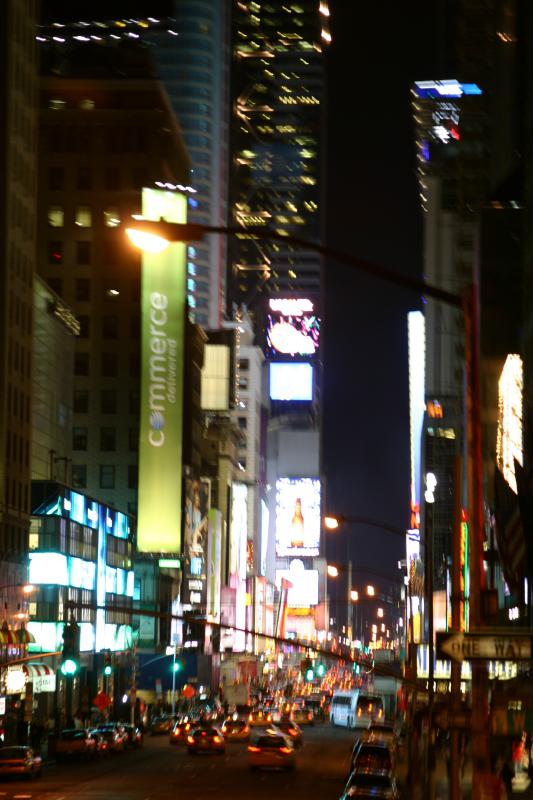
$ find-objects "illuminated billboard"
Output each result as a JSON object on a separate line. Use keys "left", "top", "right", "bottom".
{"left": 182, "top": 477, "right": 210, "bottom": 608}
{"left": 275, "top": 477, "right": 321, "bottom": 557}
{"left": 276, "top": 560, "right": 319, "bottom": 607}
{"left": 230, "top": 483, "right": 248, "bottom": 652}
{"left": 408, "top": 312, "right": 425, "bottom": 528}
{"left": 137, "top": 188, "right": 187, "bottom": 553}
{"left": 266, "top": 297, "right": 320, "bottom": 357}
{"left": 269, "top": 363, "right": 313, "bottom": 401}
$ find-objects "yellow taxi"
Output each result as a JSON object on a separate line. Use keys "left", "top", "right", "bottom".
{"left": 169, "top": 718, "right": 193, "bottom": 745}
{"left": 221, "top": 718, "right": 250, "bottom": 741}
{"left": 248, "top": 708, "right": 272, "bottom": 727}
{"left": 248, "top": 733, "right": 296, "bottom": 771}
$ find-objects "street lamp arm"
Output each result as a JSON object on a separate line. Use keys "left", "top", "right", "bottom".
{"left": 335, "top": 515, "right": 408, "bottom": 538}
{"left": 124, "top": 220, "right": 462, "bottom": 308}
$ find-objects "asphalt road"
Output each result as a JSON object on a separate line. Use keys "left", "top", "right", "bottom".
{"left": 0, "top": 725, "right": 355, "bottom": 800}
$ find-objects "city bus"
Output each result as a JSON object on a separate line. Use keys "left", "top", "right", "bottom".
{"left": 329, "top": 690, "right": 384, "bottom": 729}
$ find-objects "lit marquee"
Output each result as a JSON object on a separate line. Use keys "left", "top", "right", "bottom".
{"left": 497, "top": 354, "right": 523, "bottom": 493}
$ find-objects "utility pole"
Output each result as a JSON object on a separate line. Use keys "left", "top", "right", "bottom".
{"left": 449, "top": 455, "right": 463, "bottom": 800}
{"left": 347, "top": 560, "right": 353, "bottom": 644}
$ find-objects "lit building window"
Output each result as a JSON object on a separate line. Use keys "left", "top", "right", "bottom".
{"left": 75, "top": 206, "right": 92, "bottom": 228}
{"left": 48, "top": 206, "right": 64, "bottom": 227}
{"left": 188, "top": 295, "right": 196, "bottom": 308}
{"left": 187, "top": 278, "right": 196, "bottom": 292}
{"left": 49, "top": 98, "right": 66, "bottom": 110}
{"left": 80, "top": 99, "right": 95, "bottom": 110}
{"left": 103, "top": 208, "right": 121, "bottom": 228}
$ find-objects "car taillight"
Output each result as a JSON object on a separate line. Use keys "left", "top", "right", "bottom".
{"left": 279, "top": 747, "right": 292, "bottom": 754}
{"left": 378, "top": 709, "right": 383, "bottom": 718}
{"left": 368, "top": 704, "right": 373, "bottom": 712}
{"left": 214, "top": 736, "right": 222, "bottom": 743}
{"left": 249, "top": 714, "right": 253, "bottom": 722}
{"left": 248, "top": 746, "right": 260, "bottom": 753}
{"left": 267, "top": 714, "right": 272, "bottom": 721}
{"left": 244, "top": 726, "right": 249, "bottom": 733}
{"left": 308, "top": 713, "right": 312, "bottom": 720}
{"left": 187, "top": 736, "right": 194, "bottom": 744}
{"left": 357, "top": 708, "right": 362, "bottom": 717}
{"left": 288, "top": 728, "right": 297, "bottom": 736}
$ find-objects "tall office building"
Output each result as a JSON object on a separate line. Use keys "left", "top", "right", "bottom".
{"left": 0, "top": 1, "right": 39, "bottom": 590}
{"left": 151, "top": 1, "right": 230, "bottom": 328}
{"left": 37, "top": 40, "right": 190, "bottom": 514}
{"left": 229, "top": 0, "right": 330, "bottom": 307}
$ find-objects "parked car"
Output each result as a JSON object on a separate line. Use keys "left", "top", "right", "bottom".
{"left": 122, "top": 723, "right": 143, "bottom": 747}
{"left": 55, "top": 729, "right": 97, "bottom": 760}
{"left": 343, "top": 769, "right": 399, "bottom": 800}
{"left": 0, "top": 746, "right": 42, "bottom": 779}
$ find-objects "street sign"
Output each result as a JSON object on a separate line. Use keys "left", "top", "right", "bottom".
{"left": 436, "top": 632, "right": 532, "bottom": 662}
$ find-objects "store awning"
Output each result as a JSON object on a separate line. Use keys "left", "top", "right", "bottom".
{"left": 23, "top": 663, "right": 53, "bottom": 679}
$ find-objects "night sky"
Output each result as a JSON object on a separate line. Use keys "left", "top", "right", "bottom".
{"left": 323, "top": 2, "right": 442, "bottom": 613}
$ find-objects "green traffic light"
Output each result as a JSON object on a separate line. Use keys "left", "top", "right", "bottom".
{"left": 60, "top": 658, "right": 79, "bottom": 676}
{"left": 173, "top": 662, "right": 181, "bottom": 673}
{"left": 305, "top": 668, "right": 314, "bottom": 682}
{"left": 104, "top": 665, "right": 113, "bottom": 676}
{"left": 316, "top": 663, "right": 326, "bottom": 677}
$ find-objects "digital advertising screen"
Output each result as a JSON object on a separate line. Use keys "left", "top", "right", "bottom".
{"left": 266, "top": 297, "right": 320, "bottom": 358}
{"left": 276, "top": 560, "right": 319, "bottom": 607}
{"left": 275, "top": 477, "right": 321, "bottom": 557}
{"left": 269, "top": 362, "right": 313, "bottom": 401}
{"left": 182, "top": 476, "right": 210, "bottom": 608}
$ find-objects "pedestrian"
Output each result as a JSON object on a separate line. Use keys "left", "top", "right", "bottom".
{"left": 498, "top": 756, "right": 513, "bottom": 798}
{"left": 512, "top": 736, "right": 524, "bottom": 777}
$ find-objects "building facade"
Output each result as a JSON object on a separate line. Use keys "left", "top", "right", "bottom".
{"left": 37, "top": 43, "right": 190, "bottom": 514}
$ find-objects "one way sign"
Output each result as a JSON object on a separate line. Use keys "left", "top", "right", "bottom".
{"left": 436, "top": 632, "right": 532, "bottom": 663}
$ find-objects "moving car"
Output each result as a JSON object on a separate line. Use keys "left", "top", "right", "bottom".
{"left": 187, "top": 727, "right": 225, "bottom": 755}
{"left": 343, "top": 769, "right": 399, "bottom": 799}
{"left": 249, "top": 708, "right": 272, "bottom": 727}
{"left": 56, "top": 729, "right": 97, "bottom": 759}
{"left": 0, "top": 746, "right": 42, "bottom": 779}
{"left": 292, "top": 706, "right": 314, "bottom": 726}
{"left": 170, "top": 719, "right": 193, "bottom": 745}
{"left": 273, "top": 720, "right": 303, "bottom": 748}
{"left": 221, "top": 718, "right": 250, "bottom": 741}
{"left": 248, "top": 734, "right": 296, "bottom": 771}
{"left": 151, "top": 716, "right": 173, "bottom": 735}
{"left": 361, "top": 722, "right": 396, "bottom": 748}
{"left": 330, "top": 690, "right": 384, "bottom": 729}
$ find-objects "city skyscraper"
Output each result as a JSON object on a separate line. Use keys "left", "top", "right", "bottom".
{"left": 229, "top": 0, "right": 330, "bottom": 308}
{"left": 151, "top": 1, "right": 231, "bottom": 329}
{"left": 0, "top": 1, "right": 39, "bottom": 587}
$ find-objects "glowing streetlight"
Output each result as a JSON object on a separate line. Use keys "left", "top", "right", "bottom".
{"left": 327, "top": 565, "right": 339, "bottom": 578}
{"left": 350, "top": 590, "right": 359, "bottom": 602}
{"left": 22, "top": 584, "right": 35, "bottom": 595}
{"left": 377, "top": 607, "right": 384, "bottom": 618}
{"left": 125, "top": 226, "right": 170, "bottom": 253}
{"left": 324, "top": 516, "right": 340, "bottom": 530}
{"left": 366, "top": 585, "right": 375, "bottom": 596}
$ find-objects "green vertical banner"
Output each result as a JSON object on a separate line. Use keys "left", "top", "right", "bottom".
{"left": 137, "top": 188, "right": 187, "bottom": 553}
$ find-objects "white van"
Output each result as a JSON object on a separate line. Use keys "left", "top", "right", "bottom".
{"left": 329, "top": 690, "right": 384, "bottom": 729}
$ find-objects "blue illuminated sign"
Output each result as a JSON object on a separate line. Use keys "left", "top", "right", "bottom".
{"left": 413, "top": 80, "right": 482, "bottom": 99}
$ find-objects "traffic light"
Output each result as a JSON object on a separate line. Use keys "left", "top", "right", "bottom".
{"left": 103, "top": 651, "right": 113, "bottom": 677}
{"left": 305, "top": 667, "right": 314, "bottom": 682}
{"left": 316, "top": 663, "right": 326, "bottom": 678}
{"left": 173, "top": 661, "right": 181, "bottom": 673}
{"left": 60, "top": 620, "right": 80, "bottom": 677}
{"left": 301, "top": 656, "right": 312, "bottom": 679}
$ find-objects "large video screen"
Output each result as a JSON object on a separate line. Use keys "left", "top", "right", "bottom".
{"left": 275, "top": 477, "right": 321, "bottom": 557}
{"left": 266, "top": 297, "right": 320, "bottom": 357}
{"left": 269, "top": 363, "right": 313, "bottom": 401}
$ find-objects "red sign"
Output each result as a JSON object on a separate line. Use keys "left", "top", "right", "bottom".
{"left": 93, "top": 691, "right": 112, "bottom": 710}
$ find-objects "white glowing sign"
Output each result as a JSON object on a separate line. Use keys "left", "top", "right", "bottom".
{"left": 276, "top": 560, "right": 319, "bottom": 607}
{"left": 267, "top": 298, "right": 319, "bottom": 357}
{"left": 269, "top": 298, "right": 313, "bottom": 315}
{"left": 497, "top": 354, "right": 523, "bottom": 494}
{"left": 408, "top": 312, "right": 425, "bottom": 522}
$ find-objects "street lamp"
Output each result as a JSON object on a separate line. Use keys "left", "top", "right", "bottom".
{"left": 327, "top": 565, "right": 339, "bottom": 578}
{"left": 324, "top": 516, "right": 340, "bottom": 531}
